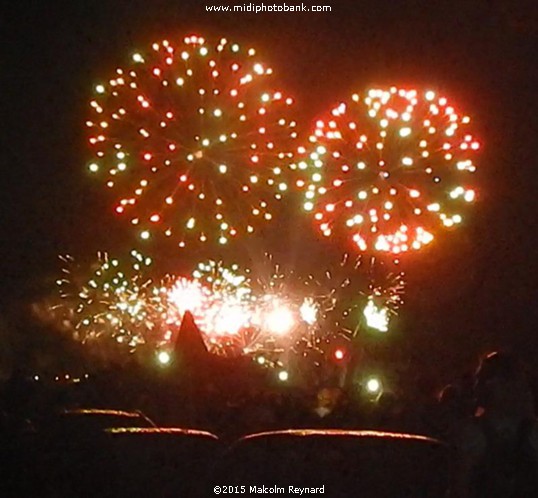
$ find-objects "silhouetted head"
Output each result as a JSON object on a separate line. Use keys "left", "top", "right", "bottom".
{"left": 438, "top": 384, "right": 460, "bottom": 405}
{"left": 476, "top": 352, "right": 522, "bottom": 382}
{"left": 474, "top": 351, "right": 534, "bottom": 417}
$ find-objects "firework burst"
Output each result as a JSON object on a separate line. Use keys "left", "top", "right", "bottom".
{"left": 53, "top": 251, "right": 164, "bottom": 348}
{"left": 303, "top": 254, "right": 405, "bottom": 336}
{"left": 158, "top": 261, "right": 256, "bottom": 356}
{"left": 361, "top": 259, "right": 405, "bottom": 333}
{"left": 297, "top": 87, "right": 480, "bottom": 255}
{"left": 303, "top": 253, "right": 362, "bottom": 334}
{"left": 87, "top": 35, "right": 298, "bottom": 248}
{"left": 192, "top": 260, "right": 256, "bottom": 353}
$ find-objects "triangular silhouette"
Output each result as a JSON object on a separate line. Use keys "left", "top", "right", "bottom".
{"left": 173, "top": 310, "right": 209, "bottom": 361}
{"left": 170, "top": 311, "right": 272, "bottom": 393}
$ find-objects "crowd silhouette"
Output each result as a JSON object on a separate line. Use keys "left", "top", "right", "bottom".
{"left": 0, "top": 319, "right": 537, "bottom": 497}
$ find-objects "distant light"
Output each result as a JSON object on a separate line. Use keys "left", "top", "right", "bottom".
{"left": 334, "top": 348, "right": 345, "bottom": 361}
{"left": 366, "top": 377, "right": 382, "bottom": 394}
{"left": 278, "top": 370, "right": 289, "bottom": 382}
{"left": 157, "top": 351, "right": 171, "bottom": 365}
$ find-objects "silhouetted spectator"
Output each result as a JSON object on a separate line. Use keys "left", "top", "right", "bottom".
{"left": 2, "top": 368, "right": 34, "bottom": 420}
{"left": 307, "top": 387, "right": 349, "bottom": 428}
{"left": 432, "top": 383, "right": 472, "bottom": 441}
{"left": 376, "top": 391, "right": 406, "bottom": 432}
{"left": 453, "top": 351, "right": 538, "bottom": 497}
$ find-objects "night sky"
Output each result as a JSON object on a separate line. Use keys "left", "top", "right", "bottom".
{"left": 2, "top": 0, "right": 538, "bottom": 380}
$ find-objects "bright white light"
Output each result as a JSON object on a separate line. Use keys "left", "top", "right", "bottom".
{"left": 300, "top": 298, "right": 318, "bottom": 325}
{"left": 366, "top": 377, "right": 382, "bottom": 394}
{"left": 363, "top": 298, "right": 389, "bottom": 332}
{"left": 464, "top": 190, "right": 475, "bottom": 202}
{"left": 206, "top": 302, "right": 250, "bottom": 336}
{"left": 168, "top": 278, "right": 207, "bottom": 316}
{"left": 263, "top": 299, "right": 295, "bottom": 335}
{"left": 157, "top": 351, "right": 171, "bottom": 365}
{"left": 278, "top": 370, "right": 289, "bottom": 382}
{"left": 425, "top": 90, "right": 435, "bottom": 101}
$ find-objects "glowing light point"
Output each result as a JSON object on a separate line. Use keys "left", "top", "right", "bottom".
{"left": 366, "top": 377, "right": 382, "bottom": 394}
{"left": 265, "top": 301, "right": 295, "bottom": 335}
{"left": 464, "top": 190, "right": 475, "bottom": 202}
{"left": 300, "top": 298, "right": 318, "bottom": 325}
{"left": 278, "top": 370, "right": 289, "bottom": 382}
{"left": 363, "top": 298, "right": 389, "bottom": 332}
{"left": 157, "top": 351, "right": 171, "bottom": 365}
{"left": 425, "top": 90, "right": 435, "bottom": 101}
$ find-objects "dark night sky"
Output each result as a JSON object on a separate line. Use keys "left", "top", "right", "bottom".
{"left": 2, "top": 0, "right": 538, "bottom": 379}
